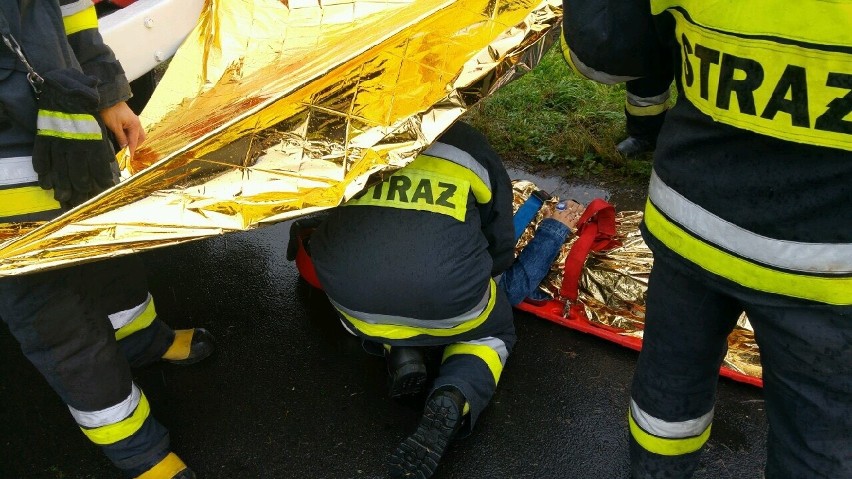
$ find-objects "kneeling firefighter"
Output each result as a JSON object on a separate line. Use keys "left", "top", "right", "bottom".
{"left": 0, "top": 1, "right": 214, "bottom": 478}
{"left": 563, "top": 1, "right": 852, "bottom": 478}
{"left": 308, "top": 121, "right": 516, "bottom": 479}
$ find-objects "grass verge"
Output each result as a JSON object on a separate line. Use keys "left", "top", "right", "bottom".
{"left": 462, "top": 47, "right": 653, "bottom": 181}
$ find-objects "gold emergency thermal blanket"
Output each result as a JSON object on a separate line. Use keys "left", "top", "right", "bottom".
{"left": 0, "top": 0, "right": 562, "bottom": 276}
{"left": 512, "top": 180, "right": 762, "bottom": 381}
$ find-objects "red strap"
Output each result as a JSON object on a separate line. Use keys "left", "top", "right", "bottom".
{"left": 559, "top": 199, "right": 619, "bottom": 301}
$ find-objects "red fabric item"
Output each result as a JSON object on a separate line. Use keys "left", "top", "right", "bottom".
{"left": 294, "top": 231, "right": 323, "bottom": 290}
{"left": 559, "top": 199, "right": 620, "bottom": 300}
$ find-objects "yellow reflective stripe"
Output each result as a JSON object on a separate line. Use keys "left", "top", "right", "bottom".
{"left": 651, "top": 1, "right": 852, "bottom": 48}
{"left": 668, "top": 9, "right": 852, "bottom": 151}
{"left": 62, "top": 5, "right": 98, "bottom": 35}
{"left": 80, "top": 393, "right": 150, "bottom": 445}
{"left": 114, "top": 298, "right": 158, "bottom": 341}
{"left": 415, "top": 155, "right": 491, "bottom": 204}
{"left": 346, "top": 165, "right": 470, "bottom": 221}
{"left": 629, "top": 409, "right": 711, "bottom": 456}
{"left": 560, "top": 33, "right": 589, "bottom": 80}
{"left": 135, "top": 452, "right": 188, "bottom": 479}
{"left": 644, "top": 200, "right": 852, "bottom": 305}
{"left": 338, "top": 280, "right": 497, "bottom": 340}
{"left": 0, "top": 186, "right": 61, "bottom": 217}
{"left": 626, "top": 101, "right": 669, "bottom": 117}
{"left": 442, "top": 342, "right": 504, "bottom": 385}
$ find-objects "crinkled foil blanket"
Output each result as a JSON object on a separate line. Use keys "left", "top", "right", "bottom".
{"left": 0, "top": 0, "right": 561, "bottom": 276}
{"left": 512, "top": 180, "right": 762, "bottom": 380}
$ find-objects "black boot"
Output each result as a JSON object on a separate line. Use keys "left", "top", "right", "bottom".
{"left": 162, "top": 328, "right": 216, "bottom": 365}
{"left": 388, "top": 386, "right": 466, "bottom": 479}
{"left": 387, "top": 346, "right": 427, "bottom": 398}
{"left": 616, "top": 136, "right": 656, "bottom": 158}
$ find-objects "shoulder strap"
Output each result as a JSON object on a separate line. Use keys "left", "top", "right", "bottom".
{"left": 559, "top": 198, "right": 620, "bottom": 301}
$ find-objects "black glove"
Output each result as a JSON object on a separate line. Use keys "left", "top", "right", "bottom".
{"left": 286, "top": 214, "right": 329, "bottom": 261}
{"left": 31, "top": 68, "right": 117, "bottom": 209}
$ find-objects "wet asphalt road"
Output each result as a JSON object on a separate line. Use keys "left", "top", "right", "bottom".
{"left": 0, "top": 172, "right": 768, "bottom": 479}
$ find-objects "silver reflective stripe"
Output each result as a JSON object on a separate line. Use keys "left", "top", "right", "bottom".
{"left": 37, "top": 113, "right": 101, "bottom": 136}
{"left": 423, "top": 142, "right": 491, "bottom": 191}
{"left": 329, "top": 284, "right": 491, "bottom": 329}
{"left": 649, "top": 170, "right": 852, "bottom": 274}
{"left": 108, "top": 294, "right": 151, "bottom": 330}
{"left": 69, "top": 383, "right": 140, "bottom": 428}
{"left": 0, "top": 156, "right": 37, "bottom": 186}
{"left": 464, "top": 337, "right": 509, "bottom": 365}
{"left": 626, "top": 90, "right": 671, "bottom": 107}
{"left": 60, "top": 0, "right": 94, "bottom": 16}
{"left": 569, "top": 50, "right": 639, "bottom": 85}
{"left": 338, "top": 318, "right": 358, "bottom": 337}
{"left": 630, "top": 399, "right": 713, "bottom": 439}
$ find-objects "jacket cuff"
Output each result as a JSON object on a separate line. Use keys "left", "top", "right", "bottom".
{"left": 86, "top": 61, "right": 133, "bottom": 109}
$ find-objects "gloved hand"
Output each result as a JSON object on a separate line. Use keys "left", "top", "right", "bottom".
{"left": 32, "top": 68, "right": 117, "bottom": 209}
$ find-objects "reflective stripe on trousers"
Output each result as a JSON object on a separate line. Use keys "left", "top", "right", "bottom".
{"left": 629, "top": 399, "right": 713, "bottom": 456}
{"left": 331, "top": 278, "right": 497, "bottom": 341}
{"left": 69, "top": 383, "right": 152, "bottom": 445}
{"left": 442, "top": 336, "right": 510, "bottom": 386}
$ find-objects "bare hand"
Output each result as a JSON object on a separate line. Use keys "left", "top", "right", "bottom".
{"left": 99, "top": 102, "right": 146, "bottom": 158}
{"left": 545, "top": 200, "right": 585, "bottom": 231}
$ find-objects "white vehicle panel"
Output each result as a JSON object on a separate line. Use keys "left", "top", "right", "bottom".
{"left": 98, "top": 0, "right": 205, "bottom": 81}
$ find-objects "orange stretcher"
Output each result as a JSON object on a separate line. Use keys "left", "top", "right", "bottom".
{"left": 514, "top": 197, "right": 762, "bottom": 388}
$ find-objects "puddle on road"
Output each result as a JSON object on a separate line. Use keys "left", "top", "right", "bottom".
{"left": 507, "top": 167, "right": 609, "bottom": 204}
{"left": 506, "top": 167, "right": 647, "bottom": 211}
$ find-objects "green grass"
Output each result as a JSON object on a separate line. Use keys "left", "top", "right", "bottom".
{"left": 463, "top": 47, "right": 652, "bottom": 179}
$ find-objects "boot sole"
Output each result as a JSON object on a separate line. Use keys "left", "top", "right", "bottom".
{"left": 390, "top": 363, "right": 427, "bottom": 398}
{"left": 388, "top": 394, "right": 461, "bottom": 478}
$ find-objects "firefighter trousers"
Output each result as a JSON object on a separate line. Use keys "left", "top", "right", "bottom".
{"left": 0, "top": 255, "right": 178, "bottom": 477}
{"left": 431, "top": 316, "right": 516, "bottom": 436}
{"left": 630, "top": 253, "right": 852, "bottom": 479}
{"left": 357, "top": 285, "right": 517, "bottom": 435}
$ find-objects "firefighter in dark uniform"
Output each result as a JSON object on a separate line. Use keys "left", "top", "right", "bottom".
{"left": 310, "top": 121, "right": 516, "bottom": 479}
{"left": 0, "top": 1, "right": 214, "bottom": 478}
{"left": 563, "top": 1, "right": 851, "bottom": 478}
